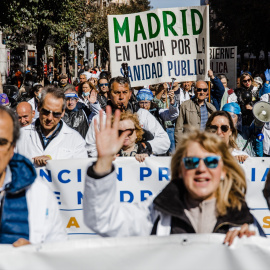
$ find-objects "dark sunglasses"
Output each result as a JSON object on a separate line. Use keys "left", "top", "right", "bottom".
{"left": 41, "top": 108, "right": 62, "bottom": 118}
{"left": 242, "top": 79, "right": 251, "bottom": 83}
{"left": 0, "top": 137, "right": 13, "bottom": 146}
{"left": 118, "top": 128, "right": 135, "bottom": 136}
{"left": 196, "top": 88, "right": 208, "bottom": 92}
{"left": 99, "top": 83, "right": 108, "bottom": 87}
{"left": 183, "top": 156, "right": 221, "bottom": 170}
{"left": 208, "top": 125, "right": 230, "bottom": 133}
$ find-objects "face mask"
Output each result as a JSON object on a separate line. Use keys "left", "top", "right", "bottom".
{"left": 83, "top": 92, "right": 90, "bottom": 97}
{"left": 38, "top": 93, "right": 42, "bottom": 99}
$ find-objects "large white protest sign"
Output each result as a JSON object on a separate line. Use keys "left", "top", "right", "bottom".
{"left": 1, "top": 235, "right": 270, "bottom": 270}
{"left": 108, "top": 6, "right": 210, "bottom": 87}
{"left": 38, "top": 157, "right": 270, "bottom": 238}
{"left": 210, "top": 46, "right": 237, "bottom": 89}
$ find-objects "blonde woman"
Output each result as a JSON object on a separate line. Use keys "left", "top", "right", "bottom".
{"left": 83, "top": 107, "right": 264, "bottom": 245}
{"left": 113, "top": 110, "right": 151, "bottom": 163}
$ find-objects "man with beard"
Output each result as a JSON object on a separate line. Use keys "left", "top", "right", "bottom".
{"left": 174, "top": 80, "right": 216, "bottom": 147}
{"left": 58, "top": 73, "right": 74, "bottom": 91}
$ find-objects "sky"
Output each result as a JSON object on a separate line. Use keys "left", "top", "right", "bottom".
{"left": 150, "top": 0, "right": 200, "bottom": 9}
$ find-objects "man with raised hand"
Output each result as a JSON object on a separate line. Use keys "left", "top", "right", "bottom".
{"left": 85, "top": 76, "right": 170, "bottom": 157}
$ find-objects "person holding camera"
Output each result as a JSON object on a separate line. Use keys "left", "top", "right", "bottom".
{"left": 234, "top": 73, "right": 259, "bottom": 127}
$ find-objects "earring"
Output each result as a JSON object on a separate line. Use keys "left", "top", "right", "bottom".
{"left": 221, "top": 176, "right": 225, "bottom": 181}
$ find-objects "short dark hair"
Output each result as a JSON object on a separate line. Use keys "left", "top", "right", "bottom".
{"left": 205, "top": 110, "right": 238, "bottom": 149}
{"left": 109, "top": 76, "right": 131, "bottom": 92}
{"left": 0, "top": 105, "right": 20, "bottom": 144}
{"left": 39, "top": 85, "right": 66, "bottom": 111}
{"left": 98, "top": 77, "right": 108, "bottom": 85}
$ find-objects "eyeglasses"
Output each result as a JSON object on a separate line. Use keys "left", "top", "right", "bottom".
{"left": 208, "top": 125, "right": 230, "bottom": 133}
{"left": 99, "top": 83, "right": 108, "bottom": 87}
{"left": 242, "top": 79, "right": 251, "bottom": 83}
{"left": 196, "top": 88, "right": 208, "bottom": 92}
{"left": 0, "top": 138, "right": 13, "bottom": 151}
{"left": 41, "top": 108, "right": 63, "bottom": 118}
{"left": 139, "top": 101, "right": 151, "bottom": 106}
{"left": 118, "top": 128, "right": 135, "bottom": 137}
{"left": 182, "top": 156, "right": 221, "bottom": 170}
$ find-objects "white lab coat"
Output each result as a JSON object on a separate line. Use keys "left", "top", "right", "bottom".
{"left": 28, "top": 97, "right": 39, "bottom": 120}
{"left": 85, "top": 108, "right": 170, "bottom": 157}
{"left": 15, "top": 120, "right": 88, "bottom": 163}
{"left": 176, "top": 88, "right": 195, "bottom": 106}
{"left": 27, "top": 178, "right": 68, "bottom": 243}
{"left": 3, "top": 166, "right": 67, "bottom": 244}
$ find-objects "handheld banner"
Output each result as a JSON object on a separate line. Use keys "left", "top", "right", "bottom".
{"left": 210, "top": 46, "right": 237, "bottom": 89}
{"left": 108, "top": 6, "right": 210, "bottom": 87}
{"left": 38, "top": 157, "right": 270, "bottom": 238}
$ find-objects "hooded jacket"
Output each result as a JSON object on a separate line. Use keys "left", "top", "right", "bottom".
{"left": 63, "top": 106, "right": 89, "bottom": 139}
{"left": 83, "top": 166, "right": 263, "bottom": 237}
{"left": 0, "top": 153, "right": 67, "bottom": 244}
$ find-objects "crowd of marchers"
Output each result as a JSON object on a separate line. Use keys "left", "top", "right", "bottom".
{"left": 1, "top": 63, "right": 270, "bottom": 249}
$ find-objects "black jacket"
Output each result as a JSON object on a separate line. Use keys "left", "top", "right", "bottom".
{"left": 235, "top": 86, "right": 259, "bottom": 126}
{"left": 62, "top": 107, "right": 89, "bottom": 139}
{"left": 152, "top": 180, "right": 254, "bottom": 235}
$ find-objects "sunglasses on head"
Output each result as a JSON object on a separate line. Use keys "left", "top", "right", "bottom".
{"left": 209, "top": 125, "right": 230, "bottom": 133}
{"left": 118, "top": 128, "right": 135, "bottom": 137}
{"left": 183, "top": 156, "right": 221, "bottom": 170}
{"left": 99, "top": 83, "right": 108, "bottom": 87}
{"left": 196, "top": 88, "right": 208, "bottom": 92}
{"left": 41, "top": 108, "right": 62, "bottom": 118}
{"left": 242, "top": 79, "right": 251, "bottom": 83}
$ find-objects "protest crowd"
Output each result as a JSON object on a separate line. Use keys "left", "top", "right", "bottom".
{"left": 1, "top": 62, "right": 270, "bottom": 246}
{"left": 1, "top": 4, "right": 270, "bottom": 269}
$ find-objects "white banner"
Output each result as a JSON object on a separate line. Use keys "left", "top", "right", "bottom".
{"left": 108, "top": 6, "right": 210, "bottom": 87}
{"left": 1, "top": 235, "right": 270, "bottom": 270}
{"left": 210, "top": 46, "right": 237, "bottom": 89}
{"left": 36, "top": 157, "right": 270, "bottom": 238}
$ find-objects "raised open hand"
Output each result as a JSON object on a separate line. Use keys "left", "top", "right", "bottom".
{"left": 94, "top": 106, "right": 131, "bottom": 174}
{"left": 208, "top": 69, "right": 214, "bottom": 79}
{"left": 88, "top": 90, "right": 97, "bottom": 104}
{"left": 265, "top": 69, "right": 270, "bottom": 82}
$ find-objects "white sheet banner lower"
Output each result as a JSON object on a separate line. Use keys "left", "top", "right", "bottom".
{"left": 1, "top": 235, "right": 270, "bottom": 270}
{"left": 37, "top": 157, "right": 270, "bottom": 237}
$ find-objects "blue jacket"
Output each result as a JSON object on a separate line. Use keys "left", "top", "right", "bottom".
{"left": 0, "top": 153, "right": 36, "bottom": 244}
{"left": 259, "top": 83, "right": 270, "bottom": 97}
{"left": 210, "top": 77, "right": 225, "bottom": 110}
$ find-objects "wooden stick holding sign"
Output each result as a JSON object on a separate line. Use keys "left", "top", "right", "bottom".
{"left": 208, "top": 81, "right": 211, "bottom": 103}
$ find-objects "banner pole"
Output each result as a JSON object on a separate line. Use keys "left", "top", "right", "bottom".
{"left": 208, "top": 81, "right": 211, "bottom": 102}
